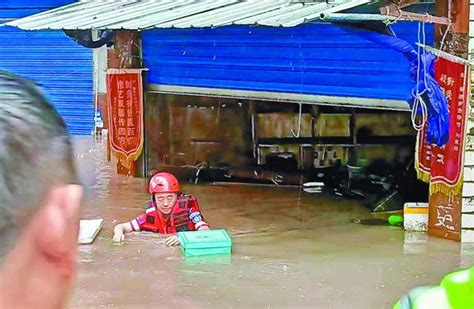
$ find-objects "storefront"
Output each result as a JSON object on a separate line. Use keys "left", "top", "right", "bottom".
{"left": 7, "top": 0, "right": 472, "bottom": 242}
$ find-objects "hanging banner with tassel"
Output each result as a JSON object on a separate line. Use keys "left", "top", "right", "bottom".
{"left": 415, "top": 56, "right": 469, "bottom": 241}
{"left": 107, "top": 69, "right": 144, "bottom": 171}
{"left": 416, "top": 57, "right": 469, "bottom": 189}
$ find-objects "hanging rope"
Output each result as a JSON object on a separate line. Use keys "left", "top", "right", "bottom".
{"left": 421, "top": 22, "right": 432, "bottom": 94}
{"left": 292, "top": 39, "right": 305, "bottom": 138}
{"left": 383, "top": 5, "right": 404, "bottom": 26}
{"left": 440, "top": 0, "right": 453, "bottom": 50}
{"left": 291, "top": 102, "right": 303, "bottom": 138}
{"left": 411, "top": 22, "right": 428, "bottom": 132}
{"left": 411, "top": 90, "right": 428, "bottom": 131}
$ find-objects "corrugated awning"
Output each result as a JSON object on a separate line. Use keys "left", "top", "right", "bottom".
{"left": 5, "top": 0, "right": 375, "bottom": 31}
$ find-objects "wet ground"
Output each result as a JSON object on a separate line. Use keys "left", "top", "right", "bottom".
{"left": 72, "top": 138, "right": 473, "bottom": 308}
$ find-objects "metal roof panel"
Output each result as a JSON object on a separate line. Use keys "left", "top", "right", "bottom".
{"left": 257, "top": 2, "right": 329, "bottom": 26}
{"left": 131, "top": 1, "right": 239, "bottom": 30}
{"left": 75, "top": 1, "right": 171, "bottom": 29}
{"left": 5, "top": 0, "right": 377, "bottom": 30}
{"left": 234, "top": 3, "right": 303, "bottom": 25}
{"left": 281, "top": 0, "right": 373, "bottom": 27}
{"left": 161, "top": 1, "right": 286, "bottom": 28}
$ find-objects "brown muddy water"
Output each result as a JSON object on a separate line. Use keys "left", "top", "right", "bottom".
{"left": 72, "top": 138, "right": 473, "bottom": 308}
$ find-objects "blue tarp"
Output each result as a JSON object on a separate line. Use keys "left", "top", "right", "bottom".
{"left": 340, "top": 24, "right": 449, "bottom": 146}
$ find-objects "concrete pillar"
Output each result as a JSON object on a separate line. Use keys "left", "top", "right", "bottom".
{"left": 106, "top": 30, "right": 143, "bottom": 176}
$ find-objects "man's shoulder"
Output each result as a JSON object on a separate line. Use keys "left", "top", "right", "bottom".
{"left": 145, "top": 202, "right": 158, "bottom": 214}
{"left": 178, "top": 194, "right": 197, "bottom": 201}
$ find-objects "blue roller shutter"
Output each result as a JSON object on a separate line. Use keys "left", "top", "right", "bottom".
{"left": 0, "top": 0, "right": 94, "bottom": 136}
{"left": 142, "top": 22, "right": 433, "bottom": 102}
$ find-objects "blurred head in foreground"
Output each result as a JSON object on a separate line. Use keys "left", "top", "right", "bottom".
{"left": 0, "top": 71, "right": 83, "bottom": 308}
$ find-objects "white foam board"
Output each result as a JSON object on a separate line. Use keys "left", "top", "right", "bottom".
{"left": 78, "top": 219, "right": 104, "bottom": 245}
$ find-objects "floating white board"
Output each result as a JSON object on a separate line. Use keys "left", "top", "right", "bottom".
{"left": 78, "top": 219, "right": 104, "bottom": 245}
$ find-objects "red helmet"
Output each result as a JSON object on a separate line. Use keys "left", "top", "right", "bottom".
{"left": 148, "top": 172, "right": 180, "bottom": 194}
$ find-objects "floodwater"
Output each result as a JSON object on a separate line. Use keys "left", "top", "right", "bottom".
{"left": 72, "top": 137, "right": 473, "bottom": 308}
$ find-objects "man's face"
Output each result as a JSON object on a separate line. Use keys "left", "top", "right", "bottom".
{"left": 154, "top": 193, "right": 177, "bottom": 214}
{"left": 0, "top": 185, "right": 83, "bottom": 308}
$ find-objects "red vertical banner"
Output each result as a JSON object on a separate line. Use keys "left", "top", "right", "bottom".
{"left": 107, "top": 69, "right": 144, "bottom": 170}
{"left": 415, "top": 57, "right": 469, "bottom": 240}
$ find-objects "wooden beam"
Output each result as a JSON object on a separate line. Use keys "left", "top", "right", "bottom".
{"left": 379, "top": 0, "right": 429, "bottom": 9}
{"left": 399, "top": 0, "right": 422, "bottom": 8}
{"left": 380, "top": 4, "right": 451, "bottom": 25}
{"left": 393, "top": 0, "right": 423, "bottom": 9}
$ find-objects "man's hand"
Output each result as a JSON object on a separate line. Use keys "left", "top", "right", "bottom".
{"left": 113, "top": 225, "right": 125, "bottom": 243}
{"left": 199, "top": 225, "right": 210, "bottom": 231}
{"left": 164, "top": 235, "right": 180, "bottom": 247}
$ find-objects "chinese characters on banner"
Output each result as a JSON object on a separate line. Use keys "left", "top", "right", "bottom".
{"left": 107, "top": 69, "right": 144, "bottom": 170}
{"left": 416, "top": 57, "right": 469, "bottom": 241}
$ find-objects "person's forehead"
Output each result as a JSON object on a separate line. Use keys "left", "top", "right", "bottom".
{"left": 155, "top": 193, "right": 176, "bottom": 197}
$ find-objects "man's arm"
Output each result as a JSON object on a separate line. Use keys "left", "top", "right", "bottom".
{"left": 164, "top": 197, "right": 209, "bottom": 247}
{"left": 188, "top": 197, "right": 209, "bottom": 231}
{"left": 113, "top": 214, "right": 145, "bottom": 242}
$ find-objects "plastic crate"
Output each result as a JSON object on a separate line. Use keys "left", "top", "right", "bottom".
{"left": 178, "top": 229, "right": 232, "bottom": 257}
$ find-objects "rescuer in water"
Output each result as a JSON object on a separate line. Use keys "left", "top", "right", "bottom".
{"left": 113, "top": 172, "right": 209, "bottom": 246}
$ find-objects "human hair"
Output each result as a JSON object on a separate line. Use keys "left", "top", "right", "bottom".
{"left": 0, "top": 71, "right": 78, "bottom": 260}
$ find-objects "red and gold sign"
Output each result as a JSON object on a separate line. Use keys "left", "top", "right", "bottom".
{"left": 107, "top": 69, "right": 144, "bottom": 169}
{"left": 416, "top": 57, "right": 469, "bottom": 240}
